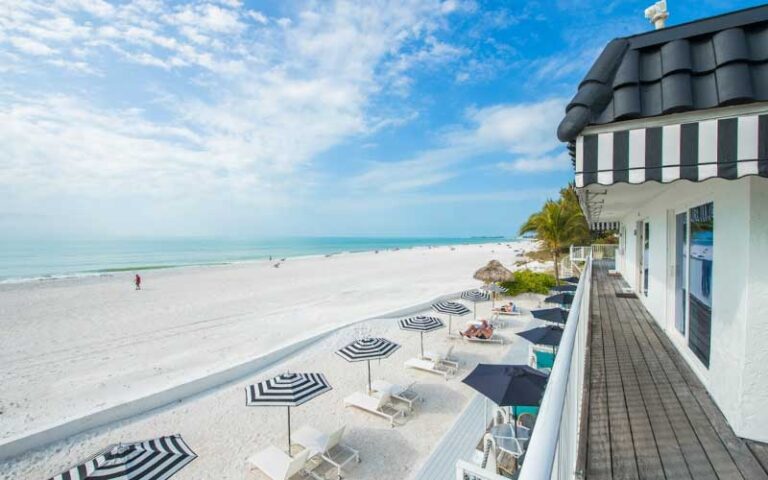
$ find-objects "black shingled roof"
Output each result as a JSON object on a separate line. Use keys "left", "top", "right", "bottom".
{"left": 557, "top": 5, "right": 768, "bottom": 143}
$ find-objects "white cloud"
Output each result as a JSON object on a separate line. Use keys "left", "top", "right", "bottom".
{"left": 0, "top": 0, "right": 473, "bottom": 235}
{"left": 9, "top": 37, "right": 56, "bottom": 56}
{"left": 497, "top": 154, "right": 571, "bottom": 173}
{"left": 349, "top": 98, "right": 567, "bottom": 192}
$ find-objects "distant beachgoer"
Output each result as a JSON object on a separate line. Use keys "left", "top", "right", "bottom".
{"left": 269, "top": 256, "right": 272, "bottom": 261}
{"left": 135, "top": 274, "right": 141, "bottom": 290}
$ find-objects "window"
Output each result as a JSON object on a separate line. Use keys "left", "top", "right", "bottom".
{"left": 687, "top": 202, "right": 713, "bottom": 367}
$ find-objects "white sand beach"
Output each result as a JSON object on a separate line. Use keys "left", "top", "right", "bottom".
{"left": 0, "top": 240, "right": 553, "bottom": 479}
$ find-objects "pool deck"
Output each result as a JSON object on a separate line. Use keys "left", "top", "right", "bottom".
{"left": 579, "top": 262, "right": 768, "bottom": 479}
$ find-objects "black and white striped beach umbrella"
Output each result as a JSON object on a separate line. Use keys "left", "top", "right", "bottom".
{"left": 399, "top": 316, "right": 445, "bottom": 357}
{"left": 560, "top": 276, "right": 580, "bottom": 285}
{"left": 431, "top": 301, "right": 470, "bottom": 336}
{"left": 481, "top": 284, "right": 506, "bottom": 308}
{"left": 246, "top": 372, "right": 332, "bottom": 456}
{"left": 336, "top": 337, "right": 400, "bottom": 393}
{"left": 49, "top": 435, "right": 196, "bottom": 480}
{"left": 481, "top": 284, "right": 506, "bottom": 294}
{"left": 461, "top": 289, "right": 491, "bottom": 320}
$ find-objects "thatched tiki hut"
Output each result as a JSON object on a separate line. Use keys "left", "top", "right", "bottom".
{"left": 474, "top": 260, "right": 513, "bottom": 284}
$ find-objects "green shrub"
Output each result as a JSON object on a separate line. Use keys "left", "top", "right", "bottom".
{"left": 499, "top": 270, "right": 556, "bottom": 296}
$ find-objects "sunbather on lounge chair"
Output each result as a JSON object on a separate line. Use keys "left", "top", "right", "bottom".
{"left": 460, "top": 320, "right": 494, "bottom": 339}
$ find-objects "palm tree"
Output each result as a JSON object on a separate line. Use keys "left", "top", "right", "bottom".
{"left": 519, "top": 197, "right": 588, "bottom": 284}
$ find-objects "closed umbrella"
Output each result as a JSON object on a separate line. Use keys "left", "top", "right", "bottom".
{"left": 49, "top": 435, "right": 197, "bottom": 480}
{"left": 245, "top": 372, "right": 332, "bottom": 456}
{"left": 431, "top": 301, "right": 470, "bottom": 336}
{"left": 336, "top": 337, "right": 400, "bottom": 393}
{"left": 398, "top": 316, "right": 444, "bottom": 358}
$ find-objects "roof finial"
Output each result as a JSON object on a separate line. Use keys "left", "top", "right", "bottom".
{"left": 644, "top": 0, "right": 669, "bottom": 29}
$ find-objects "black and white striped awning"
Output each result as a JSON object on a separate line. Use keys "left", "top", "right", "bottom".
{"left": 461, "top": 290, "right": 491, "bottom": 303}
{"left": 431, "top": 301, "right": 471, "bottom": 316}
{"left": 590, "top": 221, "right": 620, "bottom": 232}
{"left": 576, "top": 114, "right": 768, "bottom": 188}
{"left": 336, "top": 337, "right": 400, "bottom": 362}
{"left": 50, "top": 435, "right": 196, "bottom": 480}
{"left": 245, "top": 372, "right": 331, "bottom": 407}
{"left": 399, "top": 315, "right": 445, "bottom": 332}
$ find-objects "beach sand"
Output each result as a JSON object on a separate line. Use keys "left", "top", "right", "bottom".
{"left": 0, "top": 240, "right": 553, "bottom": 478}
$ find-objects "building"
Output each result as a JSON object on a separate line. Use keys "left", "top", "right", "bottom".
{"left": 558, "top": 3, "right": 768, "bottom": 445}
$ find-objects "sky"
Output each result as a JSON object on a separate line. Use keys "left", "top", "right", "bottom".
{"left": 0, "top": 0, "right": 763, "bottom": 239}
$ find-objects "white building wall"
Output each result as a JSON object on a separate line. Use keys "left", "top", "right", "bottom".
{"left": 609, "top": 177, "right": 768, "bottom": 441}
{"left": 739, "top": 178, "right": 768, "bottom": 440}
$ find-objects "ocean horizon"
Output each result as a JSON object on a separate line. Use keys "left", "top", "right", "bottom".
{"left": 0, "top": 236, "right": 514, "bottom": 283}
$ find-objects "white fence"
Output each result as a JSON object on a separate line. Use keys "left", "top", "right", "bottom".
{"left": 570, "top": 244, "right": 616, "bottom": 262}
{"left": 517, "top": 254, "right": 592, "bottom": 480}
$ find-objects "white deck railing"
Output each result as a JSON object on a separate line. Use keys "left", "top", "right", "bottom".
{"left": 571, "top": 244, "right": 617, "bottom": 262}
{"left": 517, "top": 254, "right": 592, "bottom": 480}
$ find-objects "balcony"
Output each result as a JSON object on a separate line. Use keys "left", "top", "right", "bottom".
{"left": 452, "top": 255, "right": 768, "bottom": 480}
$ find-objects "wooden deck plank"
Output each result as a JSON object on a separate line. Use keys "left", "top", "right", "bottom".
{"left": 583, "top": 261, "right": 768, "bottom": 480}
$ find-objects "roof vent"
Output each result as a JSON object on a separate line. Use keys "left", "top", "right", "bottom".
{"left": 644, "top": 0, "right": 669, "bottom": 29}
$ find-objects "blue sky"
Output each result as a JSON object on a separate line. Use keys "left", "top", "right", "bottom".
{"left": 1, "top": 0, "right": 763, "bottom": 238}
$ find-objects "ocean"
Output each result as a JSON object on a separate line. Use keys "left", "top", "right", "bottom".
{"left": 0, "top": 236, "right": 508, "bottom": 283}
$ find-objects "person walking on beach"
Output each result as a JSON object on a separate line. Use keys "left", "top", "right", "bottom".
{"left": 135, "top": 273, "right": 141, "bottom": 290}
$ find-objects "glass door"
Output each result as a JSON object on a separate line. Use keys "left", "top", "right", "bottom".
{"left": 643, "top": 221, "right": 650, "bottom": 297}
{"left": 674, "top": 212, "right": 687, "bottom": 335}
{"left": 688, "top": 202, "right": 713, "bottom": 367}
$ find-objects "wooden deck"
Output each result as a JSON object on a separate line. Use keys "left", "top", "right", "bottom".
{"left": 580, "top": 262, "right": 768, "bottom": 480}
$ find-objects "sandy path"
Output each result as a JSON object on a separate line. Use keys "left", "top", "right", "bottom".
{"left": 0, "top": 241, "right": 537, "bottom": 442}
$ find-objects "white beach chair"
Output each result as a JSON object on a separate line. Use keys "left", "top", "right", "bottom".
{"left": 248, "top": 446, "right": 312, "bottom": 480}
{"left": 461, "top": 330, "right": 504, "bottom": 345}
{"left": 423, "top": 345, "right": 460, "bottom": 370}
{"left": 343, "top": 391, "right": 405, "bottom": 427}
{"left": 492, "top": 304, "right": 522, "bottom": 316}
{"left": 292, "top": 426, "right": 360, "bottom": 480}
{"left": 371, "top": 380, "right": 421, "bottom": 412}
{"left": 404, "top": 357, "right": 456, "bottom": 378}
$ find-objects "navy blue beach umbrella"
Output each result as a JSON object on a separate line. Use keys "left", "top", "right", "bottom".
{"left": 550, "top": 284, "right": 577, "bottom": 293}
{"left": 462, "top": 364, "right": 548, "bottom": 435}
{"left": 544, "top": 292, "right": 574, "bottom": 307}
{"left": 516, "top": 325, "right": 563, "bottom": 354}
{"left": 531, "top": 307, "right": 569, "bottom": 325}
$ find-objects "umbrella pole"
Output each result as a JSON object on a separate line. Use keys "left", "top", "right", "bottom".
{"left": 420, "top": 332, "right": 424, "bottom": 358}
{"left": 513, "top": 405, "right": 517, "bottom": 438}
{"left": 287, "top": 406, "right": 292, "bottom": 457}
{"left": 474, "top": 305, "right": 477, "bottom": 321}
{"left": 367, "top": 360, "right": 372, "bottom": 394}
{"left": 448, "top": 314, "right": 452, "bottom": 336}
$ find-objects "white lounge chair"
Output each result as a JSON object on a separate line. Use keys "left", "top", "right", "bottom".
{"left": 492, "top": 304, "right": 522, "bottom": 316}
{"left": 404, "top": 357, "right": 456, "bottom": 378}
{"left": 292, "top": 426, "right": 359, "bottom": 480}
{"left": 343, "top": 391, "right": 405, "bottom": 427}
{"left": 423, "top": 345, "right": 460, "bottom": 370}
{"left": 248, "top": 446, "right": 312, "bottom": 480}
{"left": 461, "top": 331, "right": 504, "bottom": 345}
{"left": 371, "top": 380, "right": 421, "bottom": 411}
